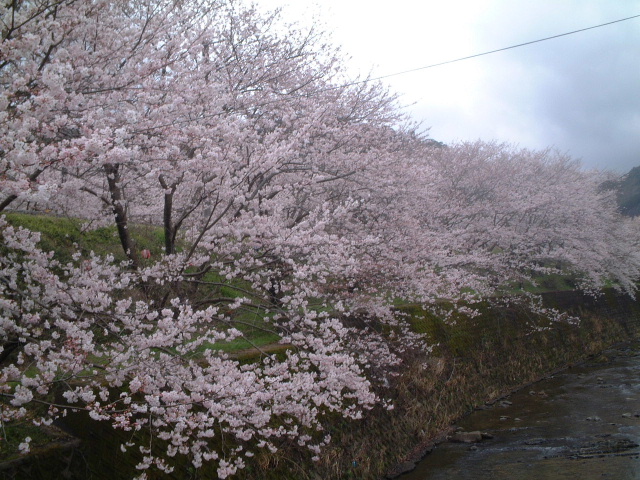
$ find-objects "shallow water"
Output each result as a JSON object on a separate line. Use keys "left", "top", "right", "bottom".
{"left": 401, "top": 342, "right": 640, "bottom": 480}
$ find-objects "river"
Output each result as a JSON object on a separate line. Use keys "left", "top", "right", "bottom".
{"left": 399, "top": 341, "right": 640, "bottom": 480}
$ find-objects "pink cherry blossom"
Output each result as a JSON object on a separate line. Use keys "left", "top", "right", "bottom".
{"left": 1, "top": 1, "right": 639, "bottom": 477}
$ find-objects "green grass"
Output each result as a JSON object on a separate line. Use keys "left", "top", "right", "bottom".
{"left": 4, "top": 212, "right": 165, "bottom": 264}
{"left": 208, "top": 330, "right": 283, "bottom": 354}
{"left": 190, "top": 306, "right": 283, "bottom": 355}
{"left": 522, "top": 273, "right": 578, "bottom": 293}
{"left": 0, "top": 420, "right": 57, "bottom": 461}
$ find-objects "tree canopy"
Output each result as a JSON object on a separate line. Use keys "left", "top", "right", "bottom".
{"left": 1, "top": 1, "right": 639, "bottom": 477}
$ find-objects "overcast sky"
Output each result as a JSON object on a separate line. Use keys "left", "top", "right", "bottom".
{"left": 255, "top": 0, "right": 640, "bottom": 174}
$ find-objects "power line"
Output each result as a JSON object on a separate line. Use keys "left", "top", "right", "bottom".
{"left": 345, "top": 14, "right": 640, "bottom": 87}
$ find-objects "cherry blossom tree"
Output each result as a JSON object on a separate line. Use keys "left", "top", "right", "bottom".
{"left": 0, "top": 1, "right": 415, "bottom": 477}
{"left": 2, "top": 0, "right": 640, "bottom": 478}
{"left": 356, "top": 140, "right": 640, "bottom": 302}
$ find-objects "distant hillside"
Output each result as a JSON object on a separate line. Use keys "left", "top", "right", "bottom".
{"left": 604, "top": 166, "right": 640, "bottom": 217}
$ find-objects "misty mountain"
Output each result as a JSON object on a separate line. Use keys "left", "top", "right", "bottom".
{"left": 606, "top": 166, "right": 640, "bottom": 217}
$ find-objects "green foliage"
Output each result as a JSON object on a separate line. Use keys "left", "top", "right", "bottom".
{"left": 0, "top": 421, "right": 53, "bottom": 461}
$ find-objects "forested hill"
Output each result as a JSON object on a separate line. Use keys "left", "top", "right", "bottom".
{"left": 610, "top": 166, "right": 640, "bottom": 217}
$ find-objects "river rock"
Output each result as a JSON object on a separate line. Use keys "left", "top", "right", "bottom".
{"left": 567, "top": 438, "right": 640, "bottom": 459}
{"left": 524, "top": 438, "right": 547, "bottom": 445}
{"left": 529, "top": 390, "right": 548, "bottom": 397}
{"left": 385, "top": 461, "right": 416, "bottom": 479}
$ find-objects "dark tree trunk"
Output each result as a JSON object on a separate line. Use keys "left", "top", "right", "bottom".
{"left": 159, "top": 175, "right": 178, "bottom": 255}
{"left": 104, "top": 164, "right": 138, "bottom": 268}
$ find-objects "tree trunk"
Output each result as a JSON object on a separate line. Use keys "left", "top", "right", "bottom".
{"left": 104, "top": 164, "right": 138, "bottom": 268}
{"left": 159, "top": 175, "right": 177, "bottom": 255}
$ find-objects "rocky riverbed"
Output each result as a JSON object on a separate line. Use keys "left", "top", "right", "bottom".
{"left": 398, "top": 341, "right": 640, "bottom": 480}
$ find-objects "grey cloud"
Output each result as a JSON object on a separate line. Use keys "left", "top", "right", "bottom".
{"left": 433, "top": 0, "right": 640, "bottom": 172}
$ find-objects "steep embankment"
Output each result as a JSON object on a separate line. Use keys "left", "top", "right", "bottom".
{"left": 311, "top": 290, "right": 640, "bottom": 480}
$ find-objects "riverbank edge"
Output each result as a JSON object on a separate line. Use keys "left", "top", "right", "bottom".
{"left": 385, "top": 339, "right": 640, "bottom": 479}
{"left": 303, "top": 288, "right": 640, "bottom": 480}
{"left": 377, "top": 289, "right": 640, "bottom": 480}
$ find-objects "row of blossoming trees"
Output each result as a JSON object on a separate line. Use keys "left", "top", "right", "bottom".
{"left": 2, "top": 1, "right": 639, "bottom": 478}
